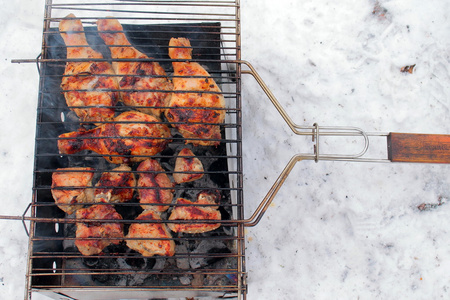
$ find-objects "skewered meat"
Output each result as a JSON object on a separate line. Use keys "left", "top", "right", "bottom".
{"left": 126, "top": 210, "right": 175, "bottom": 257}
{"left": 59, "top": 14, "right": 119, "bottom": 124}
{"left": 97, "top": 17, "right": 172, "bottom": 117}
{"left": 137, "top": 159, "right": 174, "bottom": 212}
{"left": 173, "top": 148, "right": 204, "bottom": 184}
{"left": 166, "top": 37, "right": 225, "bottom": 146}
{"left": 51, "top": 167, "right": 95, "bottom": 214}
{"left": 58, "top": 111, "right": 172, "bottom": 164}
{"left": 75, "top": 201, "right": 124, "bottom": 256}
{"left": 168, "top": 190, "right": 221, "bottom": 234}
{"left": 94, "top": 164, "right": 136, "bottom": 203}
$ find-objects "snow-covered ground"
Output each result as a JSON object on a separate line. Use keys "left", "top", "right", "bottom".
{"left": 1, "top": 0, "right": 449, "bottom": 299}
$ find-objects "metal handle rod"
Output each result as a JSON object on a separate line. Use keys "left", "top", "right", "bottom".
{"left": 0, "top": 155, "right": 306, "bottom": 228}
{"left": 241, "top": 154, "right": 308, "bottom": 227}
{"left": 236, "top": 61, "right": 395, "bottom": 226}
{"left": 239, "top": 60, "right": 377, "bottom": 161}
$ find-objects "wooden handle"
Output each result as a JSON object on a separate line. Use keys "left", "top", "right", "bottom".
{"left": 388, "top": 133, "right": 450, "bottom": 163}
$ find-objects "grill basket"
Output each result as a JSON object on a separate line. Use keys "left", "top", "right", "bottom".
{"left": 27, "top": 1, "right": 246, "bottom": 299}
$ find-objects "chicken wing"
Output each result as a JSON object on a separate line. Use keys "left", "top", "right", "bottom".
{"left": 58, "top": 111, "right": 172, "bottom": 164}
{"left": 75, "top": 202, "right": 124, "bottom": 256}
{"left": 173, "top": 148, "right": 204, "bottom": 184}
{"left": 166, "top": 37, "right": 225, "bottom": 146}
{"left": 168, "top": 190, "right": 221, "bottom": 234}
{"left": 94, "top": 164, "right": 136, "bottom": 203}
{"left": 51, "top": 167, "right": 95, "bottom": 214}
{"left": 137, "top": 159, "right": 174, "bottom": 212}
{"left": 59, "top": 14, "right": 119, "bottom": 124}
{"left": 126, "top": 210, "right": 175, "bottom": 257}
{"left": 97, "top": 18, "right": 172, "bottom": 117}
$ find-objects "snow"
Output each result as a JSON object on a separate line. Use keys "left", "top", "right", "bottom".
{"left": 1, "top": 0, "right": 449, "bottom": 299}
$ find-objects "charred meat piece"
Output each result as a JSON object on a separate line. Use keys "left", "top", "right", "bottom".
{"left": 59, "top": 14, "right": 119, "bottom": 124}
{"left": 168, "top": 190, "right": 221, "bottom": 234}
{"left": 75, "top": 203, "right": 124, "bottom": 256}
{"left": 166, "top": 37, "right": 225, "bottom": 146}
{"left": 51, "top": 167, "right": 95, "bottom": 215}
{"left": 137, "top": 159, "right": 174, "bottom": 212}
{"left": 94, "top": 164, "right": 136, "bottom": 203}
{"left": 97, "top": 17, "right": 172, "bottom": 118}
{"left": 126, "top": 210, "right": 175, "bottom": 257}
{"left": 58, "top": 111, "right": 172, "bottom": 164}
{"left": 173, "top": 148, "right": 204, "bottom": 184}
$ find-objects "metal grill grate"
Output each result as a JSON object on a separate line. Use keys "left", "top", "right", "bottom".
{"left": 27, "top": 1, "right": 245, "bottom": 299}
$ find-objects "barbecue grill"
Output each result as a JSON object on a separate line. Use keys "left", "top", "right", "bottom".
{"left": 2, "top": 1, "right": 450, "bottom": 300}
{"left": 12, "top": 1, "right": 248, "bottom": 299}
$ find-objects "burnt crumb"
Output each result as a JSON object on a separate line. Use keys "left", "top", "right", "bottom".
{"left": 417, "top": 196, "right": 446, "bottom": 211}
{"left": 401, "top": 64, "right": 416, "bottom": 74}
{"left": 372, "top": 1, "right": 389, "bottom": 20}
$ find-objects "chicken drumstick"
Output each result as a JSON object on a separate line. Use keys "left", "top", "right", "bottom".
{"left": 166, "top": 37, "right": 225, "bottom": 146}
{"left": 58, "top": 111, "right": 172, "bottom": 164}
{"left": 97, "top": 17, "right": 172, "bottom": 118}
{"left": 59, "top": 14, "right": 119, "bottom": 124}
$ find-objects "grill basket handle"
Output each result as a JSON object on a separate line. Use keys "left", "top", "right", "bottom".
{"left": 238, "top": 61, "right": 450, "bottom": 226}
{"left": 239, "top": 155, "right": 304, "bottom": 227}
{"left": 388, "top": 132, "right": 450, "bottom": 163}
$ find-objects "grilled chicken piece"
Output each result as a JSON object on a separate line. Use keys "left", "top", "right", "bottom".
{"left": 51, "top": 167, "right": 95, "bottom": 214}
{"left": 126, "top": 210, "right": 175, "bottom": 257}
{"left": 58, "top": 111, "right": 172, "bottom": 164}
{"left": 59, "top": 14, "right": 119, "bottom": 124}
{"left": 173, "top": 148, "right": 204, "bottom": 184}
{"left": 75, "top": 202, "right": 124, "bottom": 256}
{"left": 94, "top": 164, "right": 136, "bottom": 203}
{"left": 137, "top": 159, "right": 174, "bottom": 212}
{"left": 97, "top": 18, "right": 172, "bottom": 117}
{"left": 168, "top": 190, "right": 221, "bottom": 234}
{"left": 166, "top": 37, "right": 225, "bottom": 146}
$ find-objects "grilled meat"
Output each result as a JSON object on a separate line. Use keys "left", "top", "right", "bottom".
{"left": 137, "top": 159, "right": 174, "bottom": 212}
{"left": 173, "top": 148, "right": 204, "bottom": 184}
{"left": 166, "top": 37, "right": 225, "bottom": 146}
{"left": 94, "top": 164, "right": 136, "bottom": 203}
{"left": 51, "top": 167, "right": 95, "bottom": 215}
{"left": 97, "top": 17, "right": 172, "bottom": 117}
{"left": 59, "top": 14, "right": 119, "bottom": 124}
{"left": 75, "top": 202, "right": 124, "bottom": 256}
{"left": 168, "top": 190, "right": 221, "bottom": 234}
{"left": 126, "top": 210, "right": 175, "bottom": 257}
{"left": 58, "top": 111, "right": 172, "bottom": 164}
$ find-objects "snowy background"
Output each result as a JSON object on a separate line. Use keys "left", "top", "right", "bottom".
{"left": 1, "top": 0, "right": 449, "bottom": 299}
